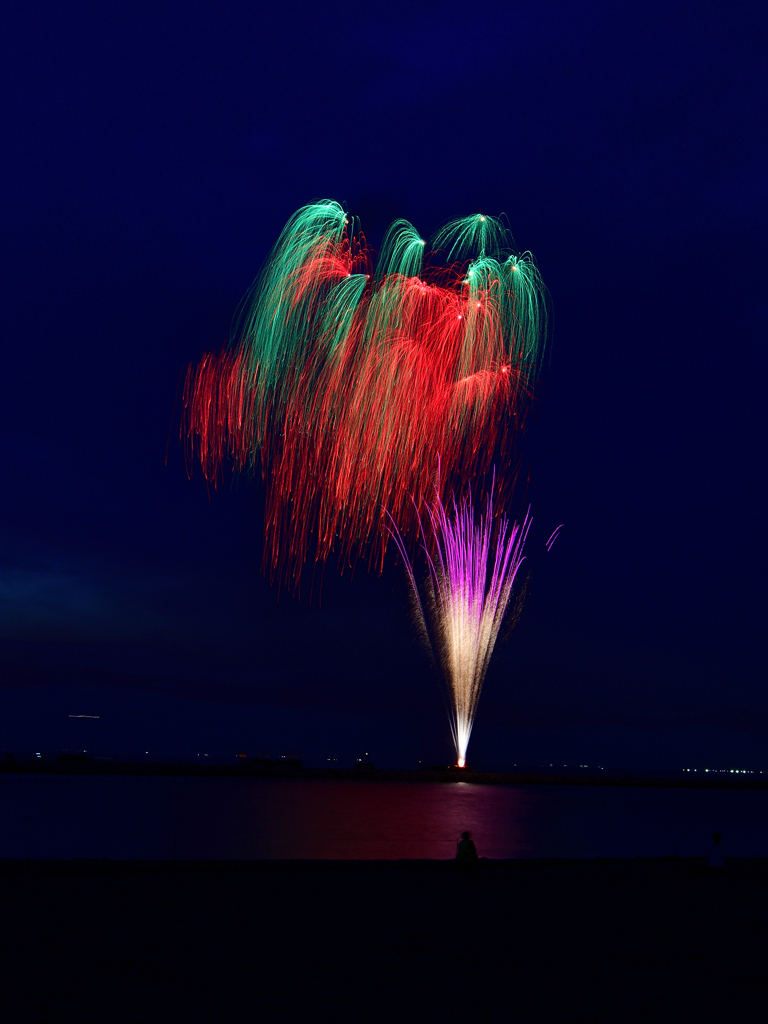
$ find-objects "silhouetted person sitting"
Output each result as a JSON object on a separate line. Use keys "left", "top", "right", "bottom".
{"left": 456, "top": 830, "right": 478, "bottom": 869}
{"left": 708, "top": 830, "right": 725, "bottom": 870}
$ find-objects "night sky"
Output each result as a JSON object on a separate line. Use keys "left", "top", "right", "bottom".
{"left": 2, "top": 0, "right": 766, "bottom": 769}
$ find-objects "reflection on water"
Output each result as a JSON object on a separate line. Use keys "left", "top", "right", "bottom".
{"left": 1, "top": 775, "right": 767, "bottom": 861}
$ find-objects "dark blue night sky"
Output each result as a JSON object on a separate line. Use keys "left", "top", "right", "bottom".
{"left": 1, "top": 0, "right": 766, "bottom": 768}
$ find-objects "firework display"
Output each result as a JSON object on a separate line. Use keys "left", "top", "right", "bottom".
{"left": 183, "top": 201, "right": 548, "bottom": 582}
{"left": 389, "top": 492, "right": 531, "bottom": 767}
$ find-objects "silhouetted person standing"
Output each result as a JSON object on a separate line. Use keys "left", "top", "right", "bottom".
{"left": 456, "top": 830, "right": 478, "bottom": 868}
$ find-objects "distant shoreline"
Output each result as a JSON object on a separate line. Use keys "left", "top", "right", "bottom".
{"left": 2, "top": 761, "right": 766, "bottom": 791}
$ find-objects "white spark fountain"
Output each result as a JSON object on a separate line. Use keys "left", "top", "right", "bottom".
{"left": 389, "top": 491, "right": 530, "bottom": 766}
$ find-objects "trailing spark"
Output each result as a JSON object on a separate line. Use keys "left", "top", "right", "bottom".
{"left": 183, "top": 201, "right": 548, "bottom": 584}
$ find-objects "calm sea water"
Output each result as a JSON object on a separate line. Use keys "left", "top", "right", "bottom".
{"left": 2, "top": 775, "right": 766, "bottom": 861}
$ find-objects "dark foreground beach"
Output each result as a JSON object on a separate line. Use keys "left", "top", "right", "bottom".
{"left": 1, "top": 857, "right": 765, "bottom": 1023}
